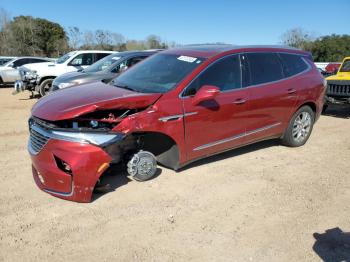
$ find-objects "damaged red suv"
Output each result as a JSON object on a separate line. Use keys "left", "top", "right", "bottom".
{"left": 28, "top": 45, "right": 325, "bottom": 202}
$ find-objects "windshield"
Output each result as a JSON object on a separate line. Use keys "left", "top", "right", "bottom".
{"left": 84, "top": 54, "right": 122, "bottom": 73}
{"left": 0, "top": 58, "right": 14, "bottom": 66}
{"left": 340, "top": 59, "right": 350, "bottom": 72}
{"left": 113, "top": 54, "right": 205, "bottom": 93}
{"left": 56, "top": 51, "right": 77, "bottom": 64}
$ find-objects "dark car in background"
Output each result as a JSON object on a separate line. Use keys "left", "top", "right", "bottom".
{"left": 50, "top": 50, "right": 161, "bottom": 92}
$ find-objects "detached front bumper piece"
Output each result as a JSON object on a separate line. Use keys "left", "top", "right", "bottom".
{"left": 12, "top": 80, "right": 26, "bottom": 95}
{"left": 28, "top": 124, "right": 115, "bottom": 203}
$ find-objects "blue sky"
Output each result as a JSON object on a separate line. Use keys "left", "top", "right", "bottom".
{"left": 1, "top": 0, "right": 349, "bottom": 45}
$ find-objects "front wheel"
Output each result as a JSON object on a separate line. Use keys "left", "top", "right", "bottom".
{"left": 281, "top": 106, "right": 315, "bottom": 147}
{"left": 39, "top": 79, "right": 53, "bottom": 97}
{"left": 127, "top": 151, "right": 157, "bottom": 181}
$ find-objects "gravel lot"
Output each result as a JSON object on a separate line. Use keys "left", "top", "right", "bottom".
{"left": 0, "top": 88, "right": 349, "bottom": 262}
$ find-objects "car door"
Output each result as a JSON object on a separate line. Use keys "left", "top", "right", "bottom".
{"left": 182, "top": 54, "right": 250, "bottom": 161}
{"left": 242, "top": 52, "right": 299, "bottom": 144}
{"left": 2, "top": 58, "right": 29, "bottom": 82}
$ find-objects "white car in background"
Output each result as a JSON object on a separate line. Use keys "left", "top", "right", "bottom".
{"left": 0, "top": 57, "right": 52, "bottom": 86}
{"left": 16, "top": 50, "right": 116, "bottom": 96}
{"left": 0, "top": 56, "right": 15, "bottom": 66}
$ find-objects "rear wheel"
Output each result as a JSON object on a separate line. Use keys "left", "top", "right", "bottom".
{"left": 281, "top": 106, "right": 315, "bottom": 147}
{"left": 39, "top": 79, "right": 53, "bottom": 97}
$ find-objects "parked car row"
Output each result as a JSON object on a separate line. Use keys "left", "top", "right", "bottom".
{"left": 51, "top": 50, "right": 159, "bottom": 92}
{"left": 15, "top": 50, "right": 115, "bottom": 96}
{"left": 26, "top": 45, "right": 326, "bottom": 202}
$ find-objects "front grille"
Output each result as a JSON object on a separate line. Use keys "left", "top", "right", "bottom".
{"left": 327, "top": 84, "right": 350, "bottom": 96}
{"left": 29, "top": 126, "right": 50, "bottom": 154}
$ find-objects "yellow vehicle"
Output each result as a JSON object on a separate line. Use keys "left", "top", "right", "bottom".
{"left": 325, "top": 57, "right": 350, "bottom": 109}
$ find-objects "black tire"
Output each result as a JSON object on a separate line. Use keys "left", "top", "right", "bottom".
{"left": 322, "top": 104, "right": 328, "bottom": 114}
{"left": 39, "top": 79, "right": 53, "bottom": 97}
{"left": 281, "top": 106, "right": 315, "bottom": 147}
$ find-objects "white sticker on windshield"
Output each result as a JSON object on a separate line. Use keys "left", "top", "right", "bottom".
{"left": 177, "top": 56, "right": 197, "bottom": 63}
{"left": 112, "top": 57, "right": 121, "bottom": 60}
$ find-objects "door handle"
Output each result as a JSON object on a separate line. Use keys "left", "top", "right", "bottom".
{"left": 233, "top": 98, "right": 246, "bottom": 105}
{"left": 287, "top": 88, "right": 296, "bottom": 94}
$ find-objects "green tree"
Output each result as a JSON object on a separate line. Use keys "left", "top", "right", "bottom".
{"left": 310, "top": 34, "right": 350, "bottom": 62}
{"left": 1, "top": 15, "right": 68, "bottom": 57}
{"left": 281, "top": 28, "right": 314, "bottom": 50}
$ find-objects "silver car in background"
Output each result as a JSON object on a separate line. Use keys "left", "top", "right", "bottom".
{"left": 0, "top": 57, "right": 52, "bottom": 86}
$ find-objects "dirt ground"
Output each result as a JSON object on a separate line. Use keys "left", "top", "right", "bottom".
{"left": 0, "top": 87, "right": 349, "bottom": 262}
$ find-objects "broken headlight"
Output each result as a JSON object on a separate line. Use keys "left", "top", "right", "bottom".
{"left": 24, "top": 70, "right": 38, "bottom": 80}
{"left": 50, "top": 130, "right": 124, "bottom": 146}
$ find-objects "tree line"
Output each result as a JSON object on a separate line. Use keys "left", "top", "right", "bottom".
{"left": 281, "top": 28, "right": 350, "bottom": 62}
{"left": 0, "top": 9, "right": 174, "bottom": 58}
{"left": 0, "top": 8, "right": 349, "bottom": 61}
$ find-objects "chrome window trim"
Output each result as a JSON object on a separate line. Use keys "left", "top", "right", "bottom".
{"left": 193, "top": 122, "right": 281, "bottom": 151}
{"left": 180, "top": 51, "right": 312, "bottom": 99}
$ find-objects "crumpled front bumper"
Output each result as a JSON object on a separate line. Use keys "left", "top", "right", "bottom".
{"left": 30, "top": 139, "right": 112, "bottom": 203}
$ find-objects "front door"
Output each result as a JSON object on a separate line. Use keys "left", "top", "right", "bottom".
{"left": 181, "top": 54, "right": 249, "bottom": 161}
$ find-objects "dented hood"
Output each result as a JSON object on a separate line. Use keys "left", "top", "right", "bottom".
{"left": 32, "top": 81, "right": 162, "bottom": 121}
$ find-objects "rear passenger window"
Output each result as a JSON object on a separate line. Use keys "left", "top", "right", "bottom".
{"left": 246, "top": 53, "right": 284, "bottom": 85}
{"left": 95, "top": 53, "right": 110, "bottom": 61}
{"left": 184, "top": 54, "right": 241, "bottom": 96}
{"left": 279, "top": 53, "right": 308, "bottom": 77}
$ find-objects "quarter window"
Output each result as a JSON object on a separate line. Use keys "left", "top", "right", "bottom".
{"left": 184, "top": 54, "right": 241, "bottom": 96}
{"left": 246, "top": 53, "right": 284, "bottom": 85}
{"left": 279, "top": 53, "right": 308, "bottom": 77}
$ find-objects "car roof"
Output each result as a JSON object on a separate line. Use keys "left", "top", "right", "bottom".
{"left": 163, "top": 44, "right": 309, "bottom": 59}
{"left": 108, "top": 50, "right": 160, "bottom": 58}
{"left": 14, "top": 56, "right": 52, "bottom": 59}
{"left": 74, "top": 50, "right": 117, "bottom": 53}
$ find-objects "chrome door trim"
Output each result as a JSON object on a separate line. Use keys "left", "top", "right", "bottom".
{"left": 159, "top": 112, "right": 198, "bottom": 122}
{"left": 193, "top": 122, "right": 281, "bottom": 151}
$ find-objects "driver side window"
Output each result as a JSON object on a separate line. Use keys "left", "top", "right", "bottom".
{"left": 70, "top": 53, "right": 94, "bottom": 66}
{"left": 184, "top": 54, "right": 242, "bottom": 96}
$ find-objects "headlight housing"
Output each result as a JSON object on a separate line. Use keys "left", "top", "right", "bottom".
{"left": 24, "top": 70, "right": 38, "bottom": 80}
{"left": 57, "top": 82, "right": 75, "bottom": 89}
{"left": 50, "top": 130, "right": 124, "bottom": 146}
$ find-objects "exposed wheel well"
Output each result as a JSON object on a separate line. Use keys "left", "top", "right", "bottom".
{"left": 297, "top": 102, "right": 317, "bottom": 114}
{"left": 104, "top": 131, "right": 180, "bottom": 170}
{"left": 133, "top": 132, "right": 180, "bottom": 170}
{"left": 39, "top": 76, "right": 56, "bottom": 85}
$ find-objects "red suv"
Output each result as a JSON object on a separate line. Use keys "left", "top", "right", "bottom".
{"left": 28, "top": 45, "right": 325, "bottom": 202}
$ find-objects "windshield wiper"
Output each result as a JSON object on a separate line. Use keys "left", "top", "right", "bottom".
{"left": 113, "top": 83, "right": 138, "bottom": 92}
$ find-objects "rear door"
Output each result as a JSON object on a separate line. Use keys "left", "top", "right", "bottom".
{"left": 242, "top": 52, "right": 299, "bottom": 143}
{"left": 182, "top": 54, "right": 249, "bottom": 161}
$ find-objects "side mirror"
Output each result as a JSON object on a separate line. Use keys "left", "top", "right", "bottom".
{"left": 192, "top": 85, "right": 220, "bottom": 106}
{"left": 8, "top": 63, "right": 15, "bottom": 68}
